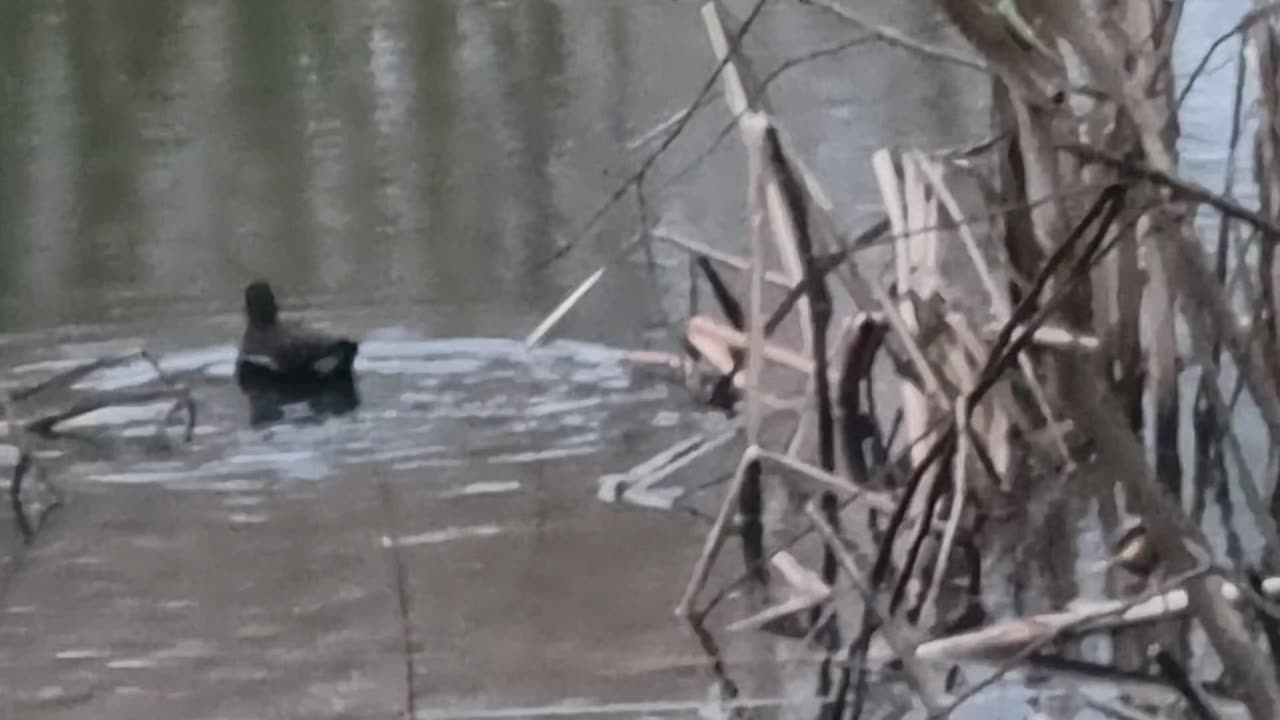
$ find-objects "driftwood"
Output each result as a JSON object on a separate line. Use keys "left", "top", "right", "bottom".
{"left": 3, "top": 351, "right": 197, "bottom": 543}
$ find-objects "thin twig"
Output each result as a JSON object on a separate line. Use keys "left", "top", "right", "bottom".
{"left": 795, "top": 0, "right": 988, "bottom": 72}
{"left": 9, "top": 450, "right": 33, "bottom": 543}
{"left": 698, "top": 413, "right": 946, "bottom": 618}
{"left": 677, "top": 447, "right": 762, "bottom": 617}
{"left": 1063, "top": 143, "right": 1280, "bottom": 242}
{"left": 1175, "top": 1, "right": 1280, "bottom": 110}
{"left": 25, "top": 387, "right": 196, "bottom": 437}
{"left": 526, "top": 231, "right": 649, "bottom": 348}
{"left": 806, "top": 501, "right": 947, "bottom": 712}
{"left": 1150, "top": 644, "right": 1223, "bottom": 720}
{"left": 535, "top": 0, "right": 773, "bottom": 268}
{"left": 923, "top": 398, "right": 971, "bottom": 626}
{"left": 374, "top": 474, "right": 418, "bottom": 720}
{"left": 926, "top": 564, "right": 1213, "bottom": 718}
{"left": 10, "top": 354, "right": 138, "bottom": 402}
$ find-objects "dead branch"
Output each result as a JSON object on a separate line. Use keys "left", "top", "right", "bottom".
{"left": 535, "top": 0, "right": 772, "bottom": 268}
{"left": 806, "top": 501, "right": 949, "bottom": 713}
{"left": 1063, "top": 143, "right": 1280, "bottom": 241}
{"left": 796, "top": 0, "right": 988, "bottom": 73}
{"left": 1175, "top": 1, "right": 1280, "bottom": 109}
{"left": 1151, "top": 644, "right": 1223, "bottom": 720}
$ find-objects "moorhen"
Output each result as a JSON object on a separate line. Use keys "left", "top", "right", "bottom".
{"left": 235, "top": 280, "right": 359, "bottom": 383}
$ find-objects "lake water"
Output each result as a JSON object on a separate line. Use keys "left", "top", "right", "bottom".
{"left": 0, "top": 1, "right": 1262, "bottom": 718}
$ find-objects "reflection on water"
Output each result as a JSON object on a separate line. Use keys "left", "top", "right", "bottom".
{"left": 234, "top": 363, "right": 362, "bottom": 427}
{"left": 0, "top": 332, "right": 686, "bottom": 492}
{"left": 0, "top": 0, "right": 990, "bottom": 342}
{"left": 0, "top": 0, "right": 576, "bottom": 330}
{"left": 0, "top": 0, "right": 1250, "bottom": 333}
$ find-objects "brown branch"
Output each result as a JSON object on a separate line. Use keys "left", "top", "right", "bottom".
{"left": 1151, "top": 645, "right": 1223, "bottom": 720}
{"left": 10, "top": 353, "right": 143, "bottom": 402}
{"left": 760, "top": 122, "right": 842, "bottom": 597}
{"left": 1062, "top": 143, "right": 1280, "bottom": 242}
{"left": 140, "top": 351, "right": 197, "bottom": 441}
{"left": 795, "top": 0, "right": 988, "bottom": 72}
{"left": 696, "top": 255, "right": 746, "bottom": 331}
{"left": 926, "top": 564, "right": 1214, "bottom": 718}
{"left": 534, "top": 0, "right": 773, "bottom": 268}
{"left": 697, "top": 417, "right": 949, "bottom": 618}
{"left": 1062, "top": 354, "right": 1280, "bottom": 718}
{"left": 807, "top": 502, "right": 948, "bottom": 712}
{"left": 9, "top": 450, "right": 33, "bottom": 543}
{"left": 1175, "top": 1, "right": 1280, "bottom": 110}
{"left": 764, "top": 219, "right": 891, "bottom": 336}
{"left": 25, "top": 387, "right": 195, "bottom": 436}
{"left": 865, "top": 184, "right": 1128, "bottom": 622}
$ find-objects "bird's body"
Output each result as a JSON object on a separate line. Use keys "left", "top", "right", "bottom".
{"left": 234, "top": 281, "right": 360, "bottom": 424}
{"left": 238, "top": 320, "right": 358, "bottom": 381}
{"left": 235, "top": 281, "right": 359, "bottom": 383}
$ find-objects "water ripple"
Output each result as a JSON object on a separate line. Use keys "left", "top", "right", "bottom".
{"left": 0, "top": 330, "right": 687, "bottom": 490}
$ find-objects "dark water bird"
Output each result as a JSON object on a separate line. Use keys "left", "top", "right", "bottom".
{"left": 234, "top": 281, "right": 360, "bottom": 424}
{"left": 237, "top": 281, "right": 358, "bottom": 380}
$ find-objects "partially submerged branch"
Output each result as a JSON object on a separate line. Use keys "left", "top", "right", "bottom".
{"left": 4, "top": 351, "right": 198, "bottom": 542}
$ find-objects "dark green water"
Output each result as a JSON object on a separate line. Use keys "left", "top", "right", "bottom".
{"left": 0, "top": 0, "right": 989, "bottom": 341}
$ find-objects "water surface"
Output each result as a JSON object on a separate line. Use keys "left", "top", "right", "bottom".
{"left": 0, "top": 1, "right": 1258, "bottom": 718}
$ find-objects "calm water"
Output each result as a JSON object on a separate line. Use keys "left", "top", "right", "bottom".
{"left": 0, "top": 0, "right": 988, "bottom": 341}
{"left": 0, "top": 0, "right": 1261, "bottom": 718}
{"left": 0, "top": 1, "right": 1251, "bottom": 333}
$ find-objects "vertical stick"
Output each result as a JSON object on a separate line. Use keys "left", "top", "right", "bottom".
{"left": 1144, "top": 212, "right": 1183, "bottom": 501}
{"left": 740, "top": 113, "right": 770, "bottom": 584}
{"left": 675, "top": 113, "right": 774, "bottom": 617}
